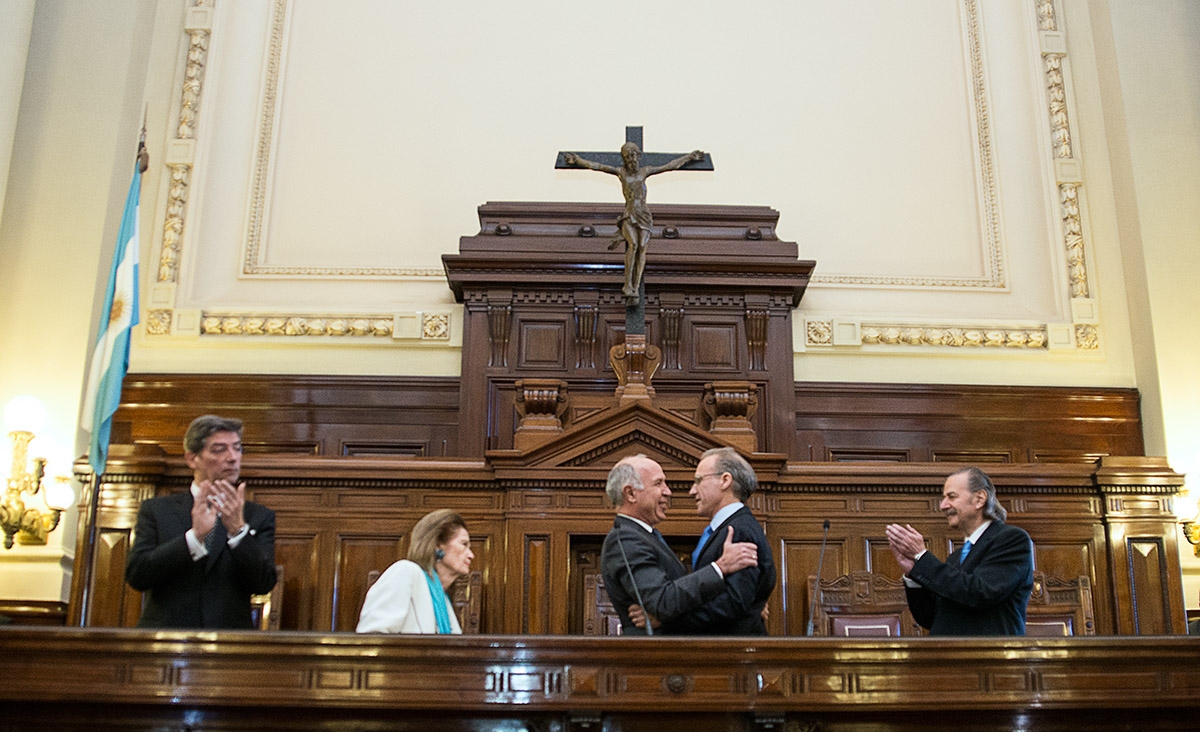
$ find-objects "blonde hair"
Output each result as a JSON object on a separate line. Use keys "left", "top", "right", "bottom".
{"left": 407, "top": 509, "right": 468, "bottom": 571}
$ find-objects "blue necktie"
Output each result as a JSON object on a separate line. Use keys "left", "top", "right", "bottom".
{"left": 691, "top": 525, "right": 714, "bottom": 567}
{"left": 651, "top": 529, "right": 672, "bottom": 551}
{"left": 959, "top": 539, "right": 972, "bottom": 563}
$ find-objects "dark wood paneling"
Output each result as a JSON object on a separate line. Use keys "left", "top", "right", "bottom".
{"left": 0, "top": 600, "right": 67, "bottom": 626}
{"left": 795, "top": 382, "right": 1143, "bottom": 463}
{"left": 111, "top": 374, "right": 462, "bottom": 457}
{"left": 109, "top": 376, "right": 1143, "bottom": 466}
{"left": 74, "top": 450, "right": 1184, "bottom": 637}
{"left": 3, "top": 630, "right": 1200, "bottom": 731}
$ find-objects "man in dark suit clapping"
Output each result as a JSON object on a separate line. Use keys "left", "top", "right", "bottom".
{"left": 125, "top": 415, "right": 277, "bottom": 629}
{"left": 886, "top": 467, "right": 1034, "bottom": 636}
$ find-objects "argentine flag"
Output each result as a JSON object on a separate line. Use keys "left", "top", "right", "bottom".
{"left": 81, "top": 156, "right": 142, "bottom": 477}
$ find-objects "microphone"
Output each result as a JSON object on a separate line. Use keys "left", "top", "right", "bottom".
{"left": 615, "top": 528, "right": 653, "bottom": 636}
{"left": 806, "top": 519, "right": 831, "bottom": 637}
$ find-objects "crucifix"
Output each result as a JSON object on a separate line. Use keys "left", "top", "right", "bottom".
{"left": 557, "top": 126, "right": 712, "bottom": 399}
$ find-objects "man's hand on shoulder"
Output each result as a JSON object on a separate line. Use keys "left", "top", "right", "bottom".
{"left": 714, "top": 526, "right": 758, "bottom": 576}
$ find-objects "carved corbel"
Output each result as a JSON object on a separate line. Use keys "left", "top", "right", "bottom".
{"left": 611, "top": 334, "right": 661, "bottom": 403}
{"left": 574, "top": 303, "right": 597, "bottom": 369}
{"left": 513, "top": 379, "right": 569, "bottom": 451}
{"left": 701, "top": 381, "right": 758, "bottom": 453}
{"left": 746, "top": 308, "right": 769, "bottom": 371}
{"left": 659, "top": 305, "right": 684, "bottom": 370}
{"left": 487, "top": 292, "right": 512, "bottom": 367}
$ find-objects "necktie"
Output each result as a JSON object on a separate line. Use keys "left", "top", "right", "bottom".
{"left": 959, "top": 539, "right": 972, "bottom": 563}
{"left": 691, "top": 525, "right": 714, "bottom": 567}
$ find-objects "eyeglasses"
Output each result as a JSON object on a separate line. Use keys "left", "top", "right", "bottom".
{"left": 691, "top": 472, "right": 724, "bottom": 485}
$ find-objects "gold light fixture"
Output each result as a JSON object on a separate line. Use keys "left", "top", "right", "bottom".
{"left": 1, "top": 429, "right": 74, "bottom": 549}
{"left": 1179, "top": 489, "right": 1200, "bottom": 558}
{"left": 1182, "top": 518, "right": 1200, "bottom": 558}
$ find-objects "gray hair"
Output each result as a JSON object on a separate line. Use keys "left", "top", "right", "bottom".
{"left": 605, "top": 454, "right": 647, "bottom": 506}
{"left": 184, "top": 415, "right": 244, "bottom": 455}
{"left": 951, "top": 466, "right": 1007, "bottom": 522}
{"left": 701, "top": 447, "right": 757, "bottom": 502}
{"left": 407, "top": 509, "right": 468, "bottom": 571}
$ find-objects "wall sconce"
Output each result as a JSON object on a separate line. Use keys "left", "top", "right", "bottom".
{"left": 1, "top": 429, "right": 75, "bottom": 549}
{"left": 1179, "top": 489, "right": 1200, "bottom": 558}
{"left": 1182, "top": 518, "right": 1200, "bottom": 558}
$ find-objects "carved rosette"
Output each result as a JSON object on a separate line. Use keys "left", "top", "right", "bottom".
{"left": 701, "top": 381, "right": 758, "bottom": 453}
{"left": 806, "top": 320, "right": 833, "bottom": 346}
{"left": 513, "top": 379, "right": 569, "bottom": 451}
{"left": 1075, "top": 324, "right": 1099, "bottom": 350}
{"left": 145, "top": 309, "right": 173, "bottom": 336}
{"left": 423, "top": 314, "right": 449, "bottom": 340}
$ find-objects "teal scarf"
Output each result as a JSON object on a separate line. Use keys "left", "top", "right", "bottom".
{"left": 424, "top": 570, "right": 454, "bottom": 634}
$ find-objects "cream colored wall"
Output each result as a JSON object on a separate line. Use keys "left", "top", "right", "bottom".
{"left": 0, "top": 0, "right": 1196, "bottom": 612}
{"left": 1101, "top": 0, "right": 1200, "bottom": 609}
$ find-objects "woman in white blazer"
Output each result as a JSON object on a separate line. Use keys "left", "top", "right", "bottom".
{"left": 356, "top": 509, "right": 474, "bottom": 634}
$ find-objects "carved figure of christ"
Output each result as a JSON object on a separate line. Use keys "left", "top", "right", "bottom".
{"left": 558, "top": 127, "right": 711, "bottom": 334}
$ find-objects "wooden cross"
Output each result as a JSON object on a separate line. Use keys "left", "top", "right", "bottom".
{"left": 557, "top": 127, "right": 711, "bottom": 402}
{"left": 555, "top": 126, "right": 714, "bottom": 174}
{"left": 556, "top": 126, "right": 712, "bottom": 336}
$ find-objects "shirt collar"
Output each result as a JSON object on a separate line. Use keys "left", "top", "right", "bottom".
{"left": 965, "top": 520, "right": 992, "bottom": 545}
{"left": 618, "top": 513, "right": 655, "bottom": 534}
{"left": 708, "top": 502, "right": 744, "bottom": 531}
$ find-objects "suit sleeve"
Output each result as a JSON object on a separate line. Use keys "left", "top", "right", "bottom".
{"left": 125, "top": 499, "right": 194, "bottom": 592}
{"left": 608, "top": 528, "right": 725, "bottom": 623}
{"left": 908, "top": 525, "right": 1033, "bottom": 610}
{"left": 228, "top": 503, "right": 277, "bottom": 594}
{"left": 905, "top": 584, "right": 938, "bottom": 630}
{"left": 669, "top": 519, "right": 765, "bottom": 632}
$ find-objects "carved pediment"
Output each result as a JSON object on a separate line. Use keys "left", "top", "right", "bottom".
{"left": 488, "top": 401, "right": 738, "bottom": 470}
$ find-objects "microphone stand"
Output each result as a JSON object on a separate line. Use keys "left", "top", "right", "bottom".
{"left": 806, "top": 519, "right": 831, "bottom": 637}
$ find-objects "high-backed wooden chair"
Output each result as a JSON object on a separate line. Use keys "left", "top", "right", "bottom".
{"left": 808, "top": 571, "right": 923, "bottom": 637}
{"left": 364, "top": 567, "right": 483, "bottom": 633}
{"left": 1024, "top": 571, "right": 1095, "bottom": 636}
{"left": 584, "top": 574, "right": 622, "bottom": 636}
{"left": 250, "top": 564, "right": 285, "bottom": 631}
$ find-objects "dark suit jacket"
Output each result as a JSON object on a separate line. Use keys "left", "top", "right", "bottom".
{"left": 905, "top": 520, "right": 1034, "bottom": 636}
{"left": 600, "top": 515, "right": 725, "bottom": 636}
{"left": 125, "top": 491, "right": 277, "bottom": 629}
{"left": 666, "top": 505, "right": 776, "bottom": 635}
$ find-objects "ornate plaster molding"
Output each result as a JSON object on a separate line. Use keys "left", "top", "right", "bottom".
{"left": 811, "top": 0, "right": 1005, "bottom": 290}
{"left": 806, "top": 318, "right": 1047, "bottom": 349}
{"left": 197, "top": 312, "right": 451, "bottom": 340}
{"left": 156, "top": 0, "right": 212, "bottom": 290}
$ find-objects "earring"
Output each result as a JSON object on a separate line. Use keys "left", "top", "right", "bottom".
{"left": 434, "top": 548, "right": 445, "bottom": 560}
